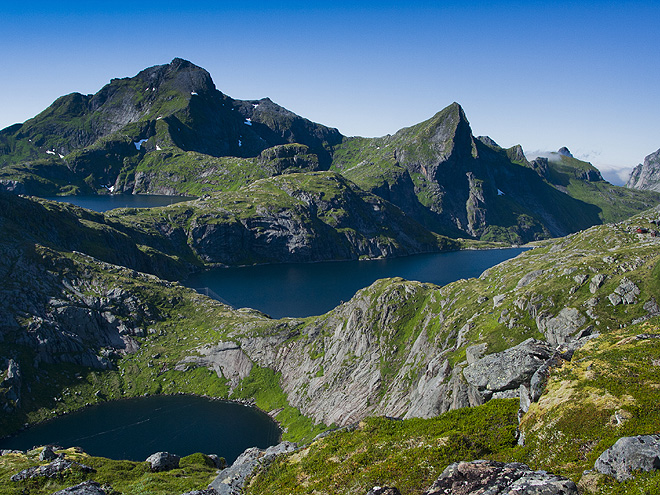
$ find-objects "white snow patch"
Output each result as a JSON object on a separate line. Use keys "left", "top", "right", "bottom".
{"left": 108, "top": 185, "right": 115, "bottom": 193}
{"left": 58, "top": 153, "right": 64, "bottom": 159}
{"left": 191, "top": 91, "right": 198, "bottom": 96}
{"left": 46, "top": 150, "right": 56, "bottom": 155}
{"left": 156, "top": 145, "right": 162, "bottom": 151}
{"left": 152, "top": 88, "right": 156, "bottom": 91}
{"left": 157, "top": 116, "right": 163, "bottom": 120}
{"left": 252, "top": 103, "right": 259, "bottom": 108}
{"left": 497, "top": 189, "right": 505, "bottom": 196}
{"left": 244, "top": 118, "right": 252, "bottom": 126}
{"left": 134, "top": 139, "right": 148, "bottom": 150}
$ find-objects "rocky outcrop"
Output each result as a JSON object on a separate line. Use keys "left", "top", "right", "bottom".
{"left": 463, "top": 338, "right": 554, "bottom": 401}
{"left": 594, "top": 435, "right": 660, "bottom": 481}
{"left": 626, "top": 148, "right": 660, "bottom": 192}
{"left": 425, "top": 460, "right": 578, "bottom": 494}
{"left": 537, "top": 307, "right": 587, "bottom": 346}
{"left": 10, "top": 458, "right": 95, "bottom": 481}
{"left": 52, "top": 481, "right": 110, "bottom": 495}
{"left": 177, "top": 342, "right": 253, "bottom": 392}
{"left": 209, "top": 441, "right": 296, "bottom": 495}
{"left": 146, "top": 451, "right": 181, "bottom": 472}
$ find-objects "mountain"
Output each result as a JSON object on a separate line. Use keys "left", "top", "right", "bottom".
{"left": 331, "top": 104, "right": 660, "bottom": 242}
{"left": 626, "top": 148, "right": 660, "bottom": 192}
{"left": 2, "top": 58, "right": 659, "bottom": 248}
{"left": 0, "top": 58, "right": 342, "bottom": 196}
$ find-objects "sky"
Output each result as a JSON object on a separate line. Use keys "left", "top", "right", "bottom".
{"left": 1, "top": 1, "right": 658, "bottom": 185}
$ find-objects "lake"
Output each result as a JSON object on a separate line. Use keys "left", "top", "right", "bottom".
{"left": 184, "top": 248, "right": 528, "bottom": 319}
{"left": 44, "top": 194, "right": 195, "bottom": 212}
{"left": 0, "top": 395, "right": 280, "bottom": 463}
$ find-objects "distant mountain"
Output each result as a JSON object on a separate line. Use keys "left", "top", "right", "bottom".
{"left": 1, "top": 58, "right": 659, "bottom": 245}
{"left": 331, "top": 104, "right": 660, "bottom": 242}
{"left": 626, "top": 148, "right": 660, "bottom": 192}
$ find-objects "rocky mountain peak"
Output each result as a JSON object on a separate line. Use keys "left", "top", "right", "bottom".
{"left": 558, "top": 147, "right": 573, "bottom": 158}
{"left": 133, "top": 57, "right": 216, "bottom": 95}
{"left": 626, "top": 148, "right": 660, "bottom": 192}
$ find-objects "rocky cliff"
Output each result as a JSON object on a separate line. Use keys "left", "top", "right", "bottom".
{"left": 626, "top": 148, "right": 660, "bottom": 192}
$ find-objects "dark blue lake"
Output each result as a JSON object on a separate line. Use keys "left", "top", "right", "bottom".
{"left": 0, "top": 395, "right": 280, "bottom": 463}
{"left": 184, "top": 248, "right": 527, "bottom": 319}
{"left": 44, "top": 194, "right": 194, "bottom": 212}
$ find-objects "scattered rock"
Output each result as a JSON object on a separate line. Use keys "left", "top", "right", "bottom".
{"left": 493, "top": 294, "right": 506, "bottom": 307}
{"left": 1, "top": 449, "right": 23, "bottom": 455}
{"left": 608, "top": 278, "right": 640, "bottom": 306}
{"left": 146, "top": 452, "right": 181, "bottom": 472}
{"left": 52, "top": 481, "right": 109, "bottom": 495}
{"left": 537, "top": 307, "right": 587, "bottom": 346}
{"left": 424, "top": 460, "right": 578, "bottom": 494}
{"left": 573, "top": 274, "right": 588, "bottom": 285}
{"left": 366, "top": 487, "right": 401, "bottom": 495}
{"left": 39, "top": 445, "right": 59, "bottom": 461}
{"left": 179, "top": 490, "right": 219, "bottom": 495}
{"left": 589, "top": 274, "right": 606, "bottom": 294}
{"left": 517, "top": 270, "right": 544, "bottom": 289}
{"left": 594, "top": 434, "right": 660, "bottom": 481}
{"left": 10, "top": 458, "right": 95, "bottom": 481}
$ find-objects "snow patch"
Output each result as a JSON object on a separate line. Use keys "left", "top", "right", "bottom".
{"left": 46, "top": 150, "right": 55, "bottom": 155}
{"left": 497, "top": 189, "right": 505, "bottom": 196}
{"left": 156, "top": 145, "right": 162, "bottom": 151}
{"left": 252, "top": 103, "right": 259, "bottom": 108}
{"left": 244, "top": 118, "right": 252, "bottom": 126}
{"left": 58, "top": 153, "right": 64, "bottom": 159}
{"left": 191, "top": 91, "right": 198, "bottom": 96}
{"left": 134, "top": 139, "right": 148, "bottom": 150}
{"left": 157, "top": 116, "right": 163, "bottom": 120}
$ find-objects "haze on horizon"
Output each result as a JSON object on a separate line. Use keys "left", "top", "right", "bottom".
{"left": 2, "top": 0, "right": 658, "bottom": 185}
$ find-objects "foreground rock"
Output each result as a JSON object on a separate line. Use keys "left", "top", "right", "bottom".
{"left": 52, "top": 481, "right": 109, "bottom": 495}
{"left": 425, "top": 460, "right": 578, "bottom": 494}
{"left": 209, "top": 442, "right": 296, "bottom": 495}
{"left": 594, "top": 434, "right": 660, "bottom": 481}
{"left": 10, "top": 458, "right": 95, "bottom": 481}
{"left": 146, "top": 451, "right": 181, "bottom": 472}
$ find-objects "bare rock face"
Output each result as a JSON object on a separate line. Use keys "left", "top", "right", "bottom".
{"left": 425, "top": 460, "right": 578, "bottom": 495}
{"left": 10, "top": 458, "right": 95, "bottom": 481}
{"left": 594, "top": 434, "right": 660, "bottom": 481}
{"left": 537, "top": 307, "right": 587, "bottom": 346}
{"left": 626, "top": 148, "right": 660, "bottom": 192}
{"left": 176, "top": 342, "right": 253, "bottom": 392}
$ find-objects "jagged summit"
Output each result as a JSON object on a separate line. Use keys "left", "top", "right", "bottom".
{"left": 558, "top": 146, "right": 573, "bottom": 158}
{"left": 626, "top": 148, "right": 660, "bottom": 192}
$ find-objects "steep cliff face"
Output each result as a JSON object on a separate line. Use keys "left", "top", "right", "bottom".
{"left": 626, "top": 148, "right": 660, "bottom": 192}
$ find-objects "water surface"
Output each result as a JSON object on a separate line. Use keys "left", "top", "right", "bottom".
{"left": 44, "top": 194, "right": 194, "bottom": 212}
{"left": 184, "top": 248, "right": 527, "bottom": 318}
{"left": 0, "top": 395, "right": 280, "bottom": 463}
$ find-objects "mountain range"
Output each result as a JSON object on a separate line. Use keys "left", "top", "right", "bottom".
{"left": 2, "top": 58, "right": 659, "bottom": 246}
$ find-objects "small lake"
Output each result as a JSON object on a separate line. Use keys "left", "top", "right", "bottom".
{"left": 0, "top": 395, "right": 280, "bottom": 463}
{"left": 184, "top": 248, "right": 527, "bottom": 319}
{"left": 43, "top": 194, "right": 195, "bottom": 212}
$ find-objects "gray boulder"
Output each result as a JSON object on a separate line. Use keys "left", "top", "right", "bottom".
{"left": 425, "top": 460, "right": 578, "bottom": 494}
{"left": 537, "top": 308, "right": 586, "bottom": 346}
{"left": 52, "top": 481, "right": 109, "bottom": 495}
{"left": 594, "top": 434, "right": 660, "bottom": 481}
{"left": 209, "top": 441, "right": 296, "bottom": 495}
{"left": 146, "top": 451, "right": 181, "bottom": 472}
{"left": 463, "top": 338, "right": 553, "bottom": 398}
{"left": 39, "top": 445, "right": 59, "bottom": 461}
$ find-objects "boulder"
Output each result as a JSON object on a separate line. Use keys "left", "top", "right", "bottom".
{"left": 52, "top": 481, "right": 109, "bottom": 495}
{"left": 594, "top": 434, "right": 660, "bottom": 481}
{"left": 146, "top": 451, "right": 181, "bottom": 472}
{"left": 209, "top": 441, "right": 297, "bottom": 495}
{"left": 589, "top": 274, "right": 606, "bottom": 294}
{"left": 424, "top": 460, "right": 578, "bottom": 494}
{"left": 39, "top": 445, "right": 59, "bottom": 461}
{"left": 537, "top": 307, "right": 586, "bottom": 346}
{"left": 463, "top": 338, "right": 553, "bottom": 397}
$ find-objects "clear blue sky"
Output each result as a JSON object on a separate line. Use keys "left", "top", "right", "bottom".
{"left": 2, "top": 1, "right": 658, "bottom": 183}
